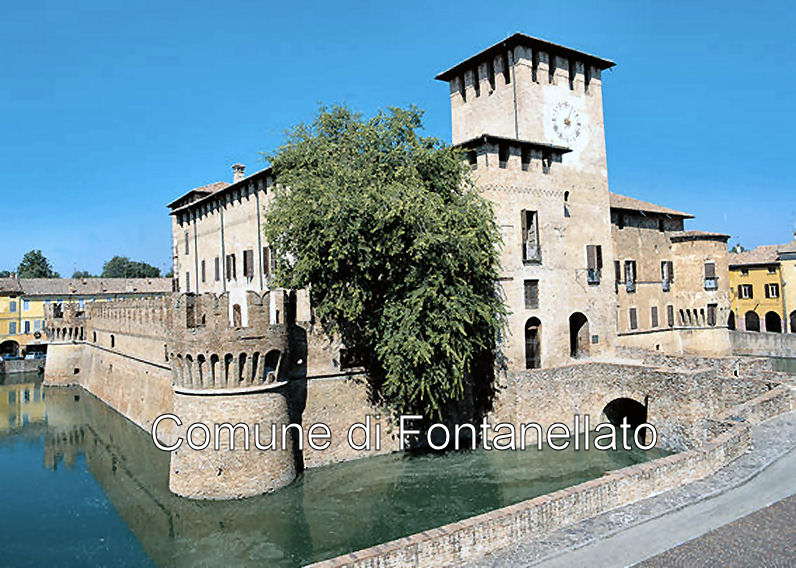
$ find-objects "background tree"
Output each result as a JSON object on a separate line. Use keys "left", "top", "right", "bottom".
{"left": 0, "top": 270, "right": 11, "bottom": 278}
{"left": 100, "top": 256, "right": 161, "bottom": 278}
{"left": 72, "top": 270, "right": 94, "bottom": 278}
{"left": 17, "top": 250, "right": 60, "bottom": 278}
{"left": 264, "top": 105, "right": 505, "bottom": 420}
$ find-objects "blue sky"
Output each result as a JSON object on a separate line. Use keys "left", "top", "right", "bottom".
{"left": 1, "top": 1, "right": 794, "bottom": 276}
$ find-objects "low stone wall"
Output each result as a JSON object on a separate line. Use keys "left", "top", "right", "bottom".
{"left": 0, "top": 358, "right": 44, "bottom": 375}
{"left": 308, "top": 385, "right": 791, "bottom": 568}
{"left": 615, "top": 327, "right": 732, "bottom": 357}
{"left": 730, "top": 329, "right": 796, "bottom": 359}
{"left": 44, "top": 341, "right": 173, "bottom": 431}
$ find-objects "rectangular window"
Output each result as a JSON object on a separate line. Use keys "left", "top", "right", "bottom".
{"left": 23, "top": 299, "right": 30, "bottom": 311}
{"left": 548, "top": 54, "right": 556, "bottom": 83}
{"left": 624, "top": 260, "right": 637, "bottom": 292}
{"left": 568, "top": 59, "right": 576, "bottom": 90}
{"left": 614, "top": 260, "right": 622, "bottom": 284}
{"left": 658, "top": 218, "right": 665, "bottom": 232}
{"left": 243, "top": 249, "right": 254, "bottom": 279}
{"left": 263, "top": 247, "right": 271, "bottom": 277}
{"left": 214, "top": 257, "right": 220, "bottom": 281}
{"left": 24, "top": 320, "right": 30, "bottom": 334}
{"left": 498, "top": 143, "right": 509, "bottom": 169}
{"left": 226, "top": 254, "right": 237, "bottom": 281}
{"left": 707, "top": 303, "right": 717, "bottom": 326}
{"left": 651, "top": 306, "right": 659, "bottom": 328}
{"left": 467, "top": 150, "right": 478, "bottom": 170}
{"left": 667, "top": 305, "right": 675, "bottom": 327}
{"left": 34, "top": 320, "right": 42, "bottom": 331}
{"left": 185, "top": 272, "right": 190, "bottom": 293}
{"left": 184, "top": 231, "right": 189, "bottom": 255}
{"left": 9, "top": 301, "right": 16, "bottom": 313}
{"left": 586, "top": 245, "right": 603, "bottom": 284}
{"left": 473, "top": 67, "right": 480, "bottom": 97}
{"left": 459, "top": 74, "right": 466, "bottom": 102}
{"left": 531, "top": 49, "right": 539, "bottom": 83}
{"left": 768, "top": 265, "right": 777, "bottom": 274}
{"left": 521, "top": 210, "right": 541, "bottom": 262}
{"left": 738, "top": 284, "right": 753, "bottom": 299}
{"left": 201, "top": 260, "right": 206, "bottom": 283}
{"left": 9, "top": 321, "right": 16, "bottom": 335}
{"left": 629, "top": 308, "right": 638, "bottom": 330}
{"left": 502, "top": 52, "right": 511, "bottom": 84}
{"left": 524, "top": 280, "right": 539, "bottom": 309}
{"left": 765, "top": 283, "right": 780, "bottom": 298}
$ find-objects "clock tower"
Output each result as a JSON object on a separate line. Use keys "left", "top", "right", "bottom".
{"left": 436, "top": 34, "right": 618, "bottom": 369}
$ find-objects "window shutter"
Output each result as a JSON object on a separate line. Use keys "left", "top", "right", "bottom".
{"left": 586, "top": 245, "right": 597, "bottom": 269}
{"left": 668, "top": 261, "right": 674, "bottom": 281}
{"left": 614, "top": 260, "right": 622, "bottom": 283}
{"left": 667, "top": 305, "right": 674, "bottom": 327}
{"left": 651, "top": 306, "right": 659, "bottom": 327}
{"left": 704, "top": 262, "right": 716, "bottom": 278}
{"left": 629, "top": 308, "right": 638, "bottom": 330}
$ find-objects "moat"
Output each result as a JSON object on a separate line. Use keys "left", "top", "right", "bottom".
{"left": 0, "top": 373, "right": 671, "bottom": 567}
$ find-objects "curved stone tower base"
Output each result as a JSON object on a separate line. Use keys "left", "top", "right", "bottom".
{"left": 168, "top": 384, "right": 296, "bottom": 499}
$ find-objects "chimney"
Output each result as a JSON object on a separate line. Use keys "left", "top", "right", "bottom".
{"left": 232, "top": 163, "right": 246, "bottom": 183}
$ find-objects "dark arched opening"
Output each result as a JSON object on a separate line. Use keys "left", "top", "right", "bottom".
{"left": 727, "top": 311, "right": 736, "bottom": 330}
{"left": 603, "top": 397, "right": 649, "bottom": 443}
{"left": 569, "top": 312, "right": 589, "bottom": 358}
{"left": 745, "top": 311, "right": 760, "bottom": 332}
{"left": 790, "top": 310, "right": 796, "bottom": 334}
{"left": 263, "top": 350, "right": 281, "bottom": 381}
{"left": 524, "top": 317, "right": 541, "bottom": 369}
{"left": 765, "top": 311, "right": 782, "bottom": 333}
{"left": 0, "top": 340, "right": 20, "bottom": 358}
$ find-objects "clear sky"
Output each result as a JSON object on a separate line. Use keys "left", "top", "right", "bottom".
{"left": 1, "top": 1, "right": 794, "bottom": 276}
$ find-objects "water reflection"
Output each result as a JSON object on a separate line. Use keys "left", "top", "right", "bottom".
{"left": 0, "top": 375, "right": 669, "bottom": 567}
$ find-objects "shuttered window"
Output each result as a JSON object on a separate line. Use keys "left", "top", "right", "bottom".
{"left": 704, "top": 262, "right": 716, "bottom": 278}
{"left": 629, "top": 308, "right": 638, "bottom": 330}
{"left": 524, "top": 280, "right": 539, "bottom": 309}
{"left": 651, "top": 306, "right": 659, "bottom": 328}
{"left": 243, "top": 249, "right": 254, "bottom": 279}
{"left": 667, "top": 305, "right": 675, "bottom": 327}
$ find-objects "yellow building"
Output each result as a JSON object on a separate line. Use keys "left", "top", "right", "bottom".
{"left": 728, "top": 245, "right": 786, "bottom": 332}
{"left": 0, "top": 277, "right": 172, "bottom": 358}
{"left": 777, "top": 234, "right": 796, "bottom": 333}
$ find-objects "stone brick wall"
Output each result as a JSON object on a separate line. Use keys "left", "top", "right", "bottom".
{"left": 730, "top": 329, "right": 796, "bottom": 359}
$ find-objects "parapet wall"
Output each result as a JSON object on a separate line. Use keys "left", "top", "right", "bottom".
{"left": 730, "top": 329, "right": 796, "bottom": 359}
{"left": 308, "top": 384, "right": 793, "bottom": 568}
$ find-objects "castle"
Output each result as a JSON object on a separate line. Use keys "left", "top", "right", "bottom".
{"left": 42, "top": 33, "right": 792, "bottom": 502}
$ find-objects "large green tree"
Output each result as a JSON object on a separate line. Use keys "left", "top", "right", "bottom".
{"left": 264, "top": 105, "right": 506, "bottom": 419}
{"left": 17, "top": 250, "right": 60, "bottom": 278}
{"left": 101, "top": 256, "right": 161, "bottom": 278}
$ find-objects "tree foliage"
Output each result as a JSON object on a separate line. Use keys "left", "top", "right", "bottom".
{"left": 101, "top": 256, "right": 161, "bottom": 278}
{"left": 0, "top": 270, "right": 11, "bottom": 278}
{"left": 17, "top": 250, "right": 60, "bottom": 278}
{"left": 264, "top": 105, "right": 506, "bottom": 419}
{"left": 72, "top": 270, "right": 94, "bottom": 278}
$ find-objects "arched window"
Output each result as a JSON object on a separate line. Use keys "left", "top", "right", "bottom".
{"left": 744, "top": 311, "right": 760, "bottom": 332}
{"left": 524, "top": 317, "right": 541, "bottom": 369}
{"left": 727, "top": 311, "right": 736, "bottom": 330}
{"left": 569, "top": 312, "right": 589, "bottom": 358}
{"left": 764, "top": 311, "right": 782, "bottom": 333}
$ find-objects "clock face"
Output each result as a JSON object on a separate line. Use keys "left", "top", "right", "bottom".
{"left": 551, "top": 100, "right": 582, "bottom": 145}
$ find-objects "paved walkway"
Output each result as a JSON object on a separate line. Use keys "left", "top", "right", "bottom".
{"left": 469, "top": 411, "right": 796, "bottom": 568}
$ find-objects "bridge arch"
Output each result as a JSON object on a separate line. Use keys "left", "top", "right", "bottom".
{"left": 602, "top": 397, "right": 648, "bottom": 430}
{"left": 0, "top": 340, "right": 19, "bottom": 358}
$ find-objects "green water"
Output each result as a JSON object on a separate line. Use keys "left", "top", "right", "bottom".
{"left": 770, "top": 356, "right": 796, "bottom": 373}
{"left": 0, "top": 374, "right": 668, "bottom": 567}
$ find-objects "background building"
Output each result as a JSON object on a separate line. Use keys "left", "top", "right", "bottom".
{"left": 0, "top": 278, "right": 172, "bottom": 358}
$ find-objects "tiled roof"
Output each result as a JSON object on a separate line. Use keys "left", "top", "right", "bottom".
{"left": 729, "top": 245, "right": 780, "bottom": 267}
{"left": 609, "top": 192, "right": 694, "bottom": 218}
{"left": 14, "top": 278, "right": 172, "bottom": 296}
{"left": 166, "top": 181, "right": 230, "bottom": 209}
{"left": 168, "top": 167, "right": 272, "bottom": 215}
{"left": 669, "top": 230, "right": 730, "bottom": 242}
{"left": 777, "top": 238, "right": 796, "bottom": 255}
{"left": 0, "top": 278, "right": 22, "bottom": 294}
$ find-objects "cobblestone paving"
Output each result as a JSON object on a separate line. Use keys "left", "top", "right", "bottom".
{"left": 468, "top": 411, "right": 796, "bottom": 567}
{"left": 635, "top": 493, "right": 795, "bottom": 567}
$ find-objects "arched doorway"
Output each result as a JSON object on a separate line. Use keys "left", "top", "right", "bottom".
{"left": 745, "top": 311, "right": 760, "bottom": 332}
{"left": 764, "top": 311, "right": 782, "bottom": 333}
{"left": 569, "top": 312, "right": 589, "bottom": 358}
{"left": 790, "top": 310, "right": 796, "bottom": 334}
{"left": 524, "top": 317, "right": 541, "bottom": 369}
{"left": 0, "top": 340, "right": 19, "bottom": 358}
{"left": 727, "top": 311, "right": 736, "bottom": 330}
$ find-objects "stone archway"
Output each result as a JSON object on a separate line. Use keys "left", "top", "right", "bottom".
{"left": 0, "top": 340, "right": 19, "bottom": 358}
{"left": 524, "top": 317, "right": 541, "bottom": 369}
{"left": 602, "top": 397, "right": 648, "bottom": 430}
{"left": 569, "top": 312, "right": 589, "bottom": 358}
{"left": 764, "top": 311, "right": 782, "bottom": 333}
{"left": 745, "top": 311, "right": 760, "bottom": 332}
